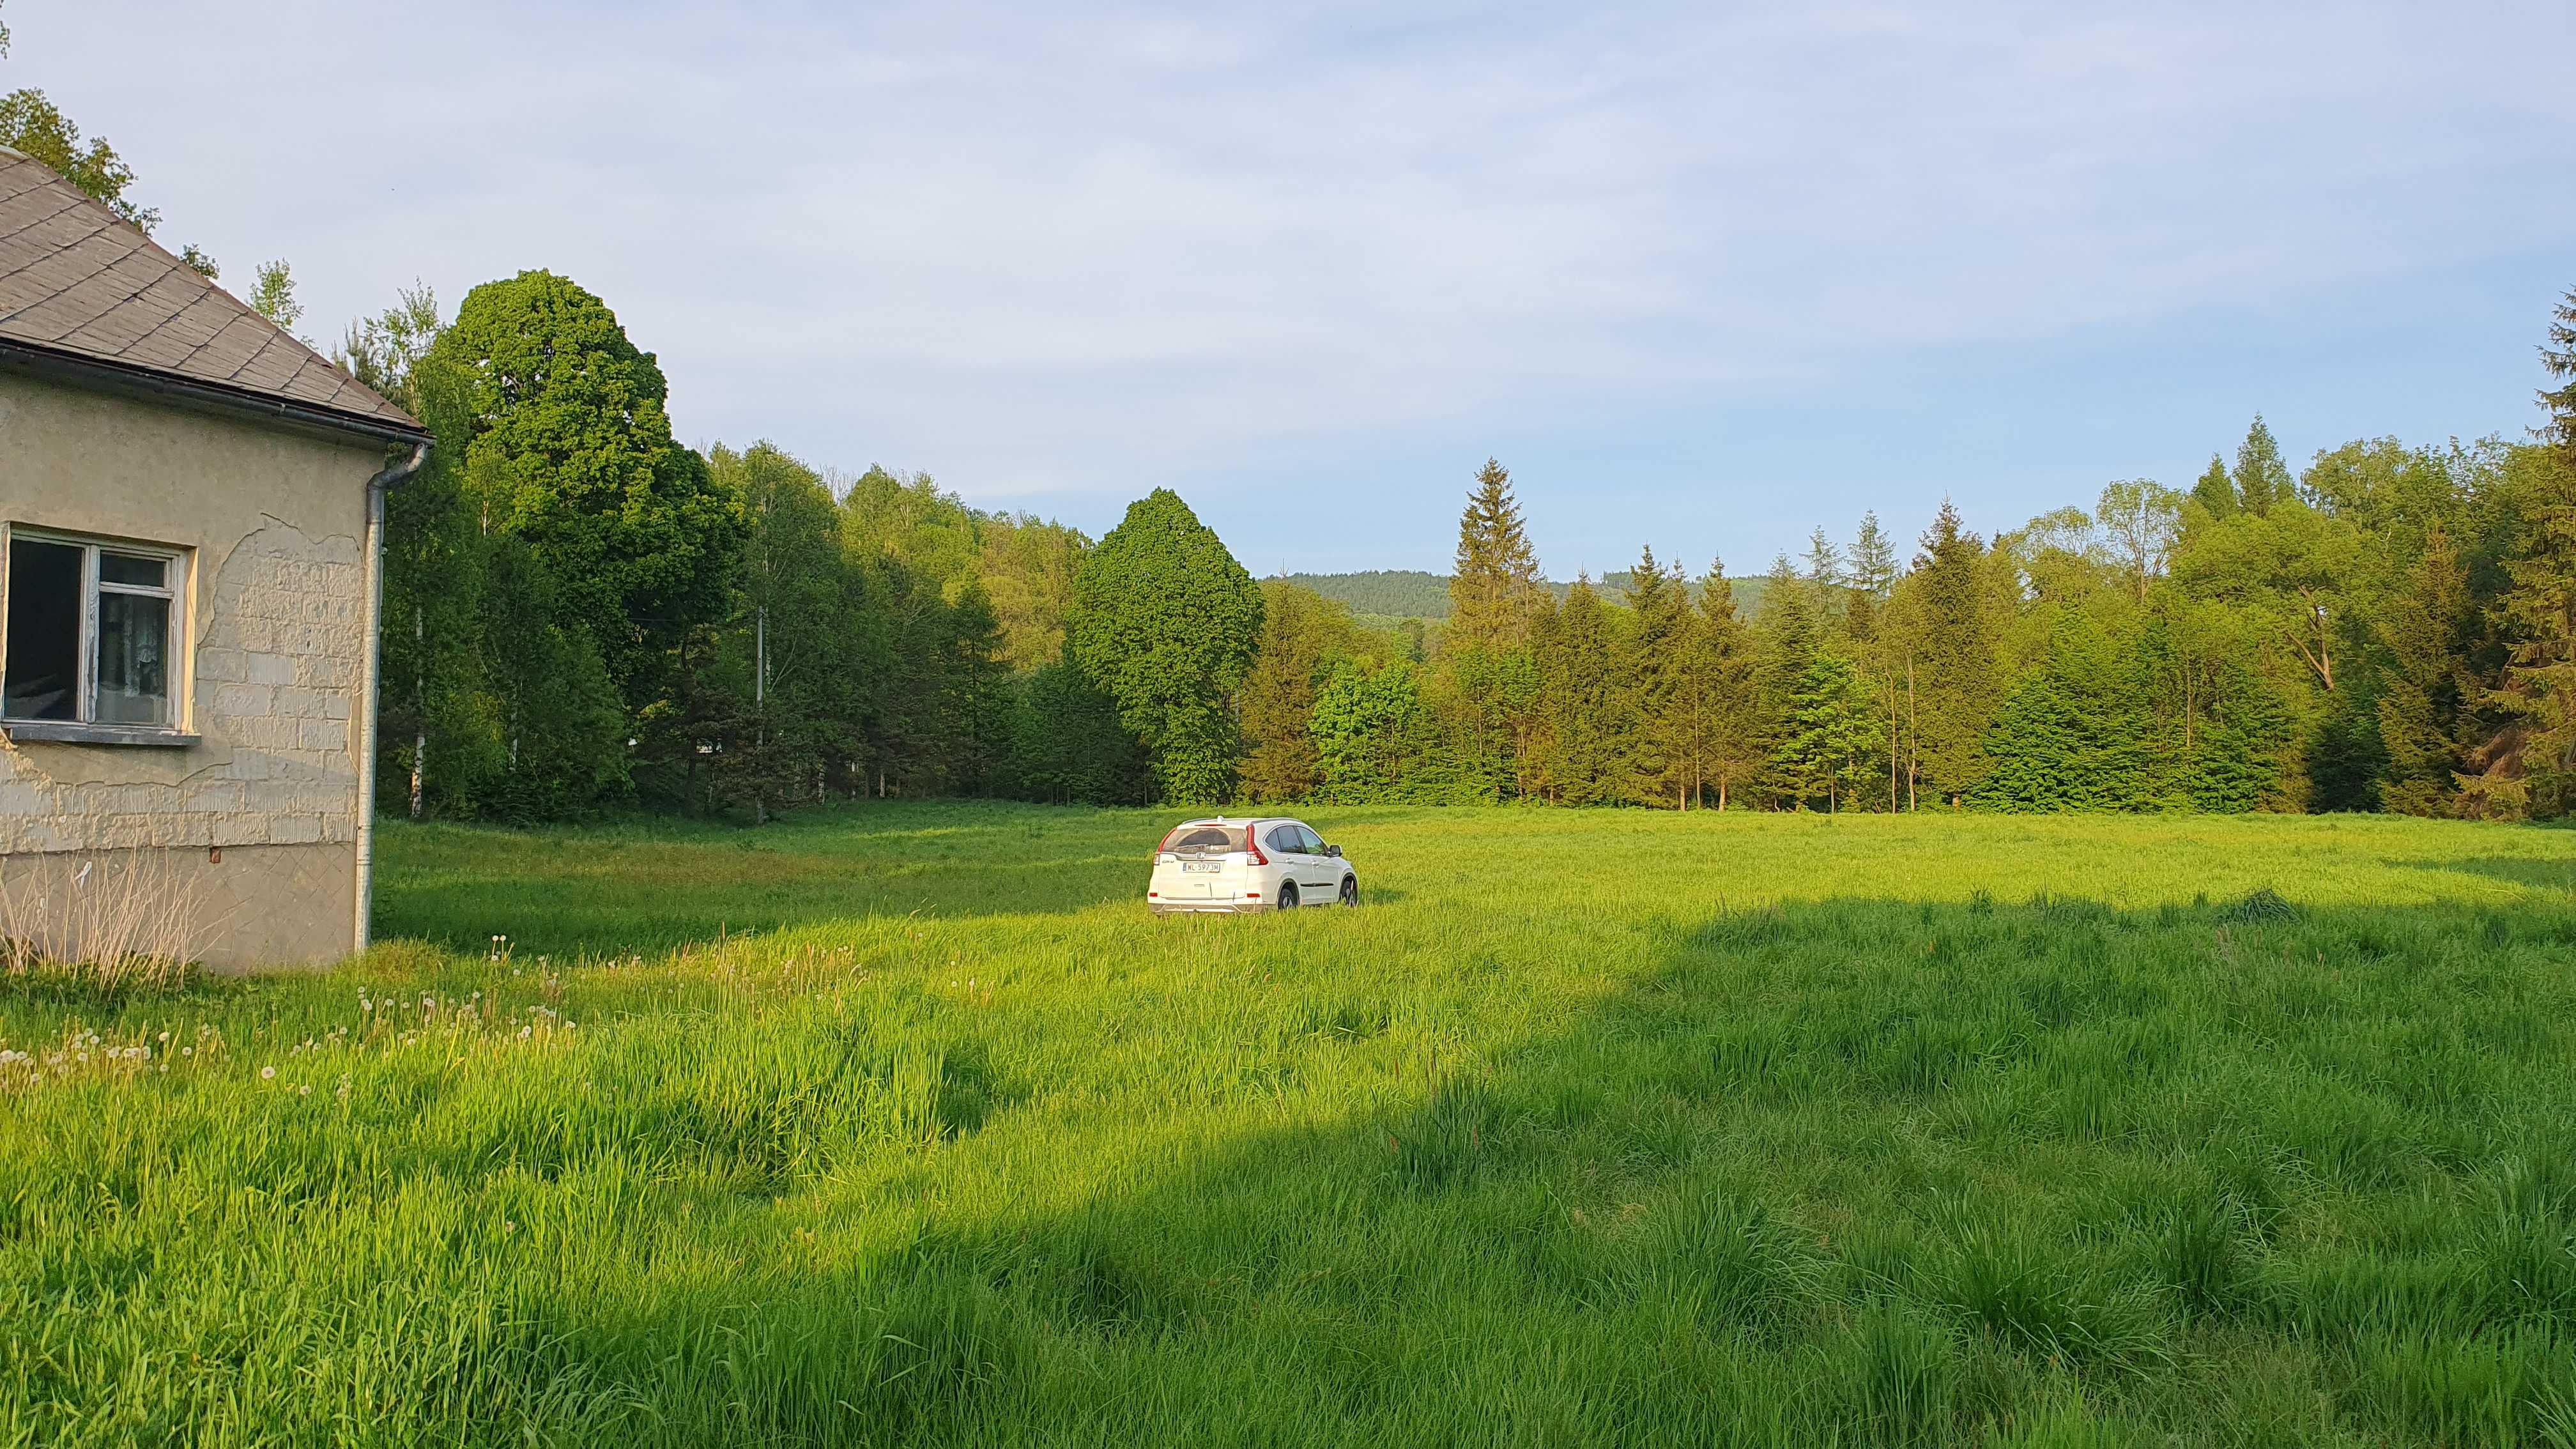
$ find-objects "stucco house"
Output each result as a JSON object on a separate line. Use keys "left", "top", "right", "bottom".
{"left": 0, "top": 145, "right": 430, "bottom": 969}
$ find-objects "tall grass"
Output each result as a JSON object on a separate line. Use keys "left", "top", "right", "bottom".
{"left": 4, "top": 805, "right": 2576, "bottom": 1445}
{"left": 0, "top": 848, "right": 209, "bottom": 991}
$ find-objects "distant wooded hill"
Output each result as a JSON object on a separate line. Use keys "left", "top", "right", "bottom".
{"left": 1285, "top": 569, "right": 1770, "bottom": 621}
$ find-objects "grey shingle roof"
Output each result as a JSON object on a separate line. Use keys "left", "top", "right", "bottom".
{"left": 0, "top": 145, "right": 425, "bottom": 436}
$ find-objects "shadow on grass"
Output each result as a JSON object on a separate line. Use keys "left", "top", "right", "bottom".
{"left": 2404, "top": 855, "right": 2576, "bottom": 895}
{"left": 372, "top": 804, "right": 1162, "bottom": 954}
{"left": 502, "top": 894, "right": 2576, "bottom": 1446}
{"left": 375, "top": 803, "right": 1420, "bottom": 957}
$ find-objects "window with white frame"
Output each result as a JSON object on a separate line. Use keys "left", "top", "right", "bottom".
{"left": 3, "top": 530, "right": 187, "bottom": 730}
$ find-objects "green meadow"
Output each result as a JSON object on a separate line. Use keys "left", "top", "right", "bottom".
{"left": 8, "top": 806, "right": 2576, "bottom": 1446}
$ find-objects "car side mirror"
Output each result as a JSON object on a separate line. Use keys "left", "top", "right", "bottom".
{"left": 1324, "top": 844, "right": 1342, "bottom": 857}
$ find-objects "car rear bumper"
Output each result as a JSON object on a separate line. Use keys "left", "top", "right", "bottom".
{"left": 1149, "top": 899, "right": 1275, "bottom": 915}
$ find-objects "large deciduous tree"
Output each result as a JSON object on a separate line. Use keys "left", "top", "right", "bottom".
{"left": 2095, "top": 479, "right": 2182, "bottom": 602}
{"left": 1310, "top": 662, "right": 1437, "bottom": 803}
{"left": 1069, "top": 489, "right": 1263, "bottom": 804}
{"left": 0, "top": 88, "right": 148, "bottom": 229}
{"left": 424, "top": 271, "right": 745, "bottom": 710}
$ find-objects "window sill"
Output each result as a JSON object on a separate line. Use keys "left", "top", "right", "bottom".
{"left": 1, "top": 720, "right": 200, "bottom": 748}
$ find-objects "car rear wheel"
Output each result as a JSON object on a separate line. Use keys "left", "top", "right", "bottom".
{"left": 1276, "top": 882, "right": 1299, "bottom": 910}
{"left": 1339, "top": 877, "right": 1360, "bottom": 907}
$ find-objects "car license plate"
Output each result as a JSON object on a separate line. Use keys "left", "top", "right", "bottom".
{"left": 1183, "top": 861, "right": 1219, "bottom": 873}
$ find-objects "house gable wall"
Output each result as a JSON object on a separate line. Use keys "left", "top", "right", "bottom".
{"left": 0, "top": 371, "right": 388, "bottom": 967}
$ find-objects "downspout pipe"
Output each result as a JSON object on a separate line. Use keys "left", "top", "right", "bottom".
{"left": 353, "top": 440, "right": 430, "bottom": 957}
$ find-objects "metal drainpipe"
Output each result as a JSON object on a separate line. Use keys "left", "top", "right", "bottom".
{"left": 353, "top": 441, "right": 430, "bottom": 956}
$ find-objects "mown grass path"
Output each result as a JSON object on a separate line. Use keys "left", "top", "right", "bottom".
{"left": 8, "top": 806, "right": 2576, "bottom": 1446}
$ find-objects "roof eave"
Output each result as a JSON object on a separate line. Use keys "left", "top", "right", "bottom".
{"left": 0, "top": 337, "right": 434, "bottom": 450}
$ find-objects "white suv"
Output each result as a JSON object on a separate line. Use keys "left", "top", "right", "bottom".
{"left": 1147, "top": 817, "right": 1359, "bottom": 914}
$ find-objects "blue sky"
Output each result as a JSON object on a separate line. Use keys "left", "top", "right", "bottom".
{"left": 14, "top": 1, "right": 2575, "bottom": 576}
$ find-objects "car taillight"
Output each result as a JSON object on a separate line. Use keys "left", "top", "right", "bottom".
{"left": 1244, "top": 836, "right": 1267, "bottom": 866}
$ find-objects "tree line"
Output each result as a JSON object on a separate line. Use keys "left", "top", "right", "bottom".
{"left": 340, "top": 268, "right": 2576, "bottom": 824}
{"left": 1229, "top": 393, "right": 2576, "bottom": 819}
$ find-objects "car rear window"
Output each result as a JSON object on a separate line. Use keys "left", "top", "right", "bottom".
{"left": 1158, "top": 824, "right": 1246, "bottom": 854}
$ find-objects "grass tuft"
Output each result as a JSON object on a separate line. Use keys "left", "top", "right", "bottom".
{"left": 2216, "top": 887, "right": 2300, "bottom": 925}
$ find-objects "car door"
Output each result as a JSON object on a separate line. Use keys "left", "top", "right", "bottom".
{"left": 1261, "top": 823, "right": 1312, "bottom": 903}
{"left": 1289, "top": 822, "right": 1337, "bottom": 896}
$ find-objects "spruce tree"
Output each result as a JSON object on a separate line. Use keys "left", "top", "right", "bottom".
{"left": 2191, "top": 455, "right": 2237, "bottom": 519}
{"left": 2494, "top": 291, "right": 2576, "bottom": 816}
{"left": 1975, "top": 615, "right": 2153, "bottom": 811}
{"left": 1531, "top": 580, "right": 1637, "bottom": 804}
{"left": 1903, "top": 502, "right": 2002, "bottom": 805}
{"left": 2375, "top": 521, "right": 2473, "bottom": 815}
{"left": 2234, "top": 415, "right": 2295, "bottom": 516}
{"left": 1803, "top": 526, "right": 1846, "bottom": 635}
{"left": 1697, "top": 565, "right": 1763, "bottom": 809}
{"left": 1441, "top": 459, "right": 1545, "bottom": 797}
{"left": 1777, "top": 646, "right": 1879, "bottom": 811}
{"left": 1754, "top": 554, "right": 1820, "bottom": 807}
{"left": 1448, "top": 459, "right": 1544, "bottom": 654}
{"left": 1626, "top": 547, "right": 1692, "bottom": 806}
{"left": 2546, "top": 287, "right": 2576, "bottom": 453}
{"left": 1846, "top": 512, "right": 1899, "bottom": 641}
{"left": 2188, "top": 655, "right": 2298, "bottom": 811}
